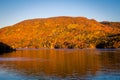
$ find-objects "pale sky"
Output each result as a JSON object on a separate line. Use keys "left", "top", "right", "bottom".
{"left": 0, "top": 0, "right": 120, "bottom": 28}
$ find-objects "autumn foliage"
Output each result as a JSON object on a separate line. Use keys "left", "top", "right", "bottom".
{"left": 0, "top": 16, "right": 120, "bottom": 48}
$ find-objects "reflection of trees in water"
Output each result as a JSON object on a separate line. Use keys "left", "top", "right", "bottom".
{"left": 0, "top": 49, "right": 119, "bottom": 78}
{"left": 0, "top": 49, "right": 100, "bottom": 78}
{"left": 100, "top": 50, "right": 120, "bottom": 71}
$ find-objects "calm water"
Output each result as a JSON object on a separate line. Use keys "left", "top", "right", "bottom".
{"left": 0, "top": 49, "right": 120, "bottom": 80}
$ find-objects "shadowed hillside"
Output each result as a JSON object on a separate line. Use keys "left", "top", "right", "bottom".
{"left": 99, "top": 22, "right": 120, "bottom": 48}
{"left": 0, "top": 16, "right": 120, "bottom": 49}
{"left": 0, "top": 42, "right": 15, "bottom": 53}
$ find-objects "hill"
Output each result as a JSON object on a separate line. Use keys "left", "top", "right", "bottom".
{"left": 101, "top": 21, "right": 120, "bottom": 28}
{"left": 0, "top": 16, "right": 120, "bottom": 49}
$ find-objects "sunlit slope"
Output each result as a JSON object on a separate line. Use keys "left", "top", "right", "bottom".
{"left": 0, "top": 16, "right": 119, "bottom": 48}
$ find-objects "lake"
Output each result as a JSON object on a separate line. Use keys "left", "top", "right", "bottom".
{"left": 0, "top": 49, "right": 120, "bottom": 80}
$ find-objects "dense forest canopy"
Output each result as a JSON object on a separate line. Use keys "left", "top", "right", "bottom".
{"left": 0, "top": 16, "right": 120, "bottom": 49}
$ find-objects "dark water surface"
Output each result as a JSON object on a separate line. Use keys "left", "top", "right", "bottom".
{"left": 0, "top": 49, "right": 120, "bottom": 80}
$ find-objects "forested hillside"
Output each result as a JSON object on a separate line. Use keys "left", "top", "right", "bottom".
{"left": 0, "top": 17, "right": 120, "bottom": 48}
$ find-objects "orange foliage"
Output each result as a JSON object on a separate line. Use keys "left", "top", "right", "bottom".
{"left": 0, "top": 16, "right": 119, "bottom": 48}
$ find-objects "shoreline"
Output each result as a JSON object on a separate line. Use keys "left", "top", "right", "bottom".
{"left": 15, "top": 47, "right": 120, "bottom": 51}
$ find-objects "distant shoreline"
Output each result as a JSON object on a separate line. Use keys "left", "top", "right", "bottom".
{"left": 15, "top": 47, "right": 120, "bottom": 50}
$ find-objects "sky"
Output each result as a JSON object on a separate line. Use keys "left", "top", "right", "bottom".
{"left": 0, "top": 0, "right": 120, "bottom": 28}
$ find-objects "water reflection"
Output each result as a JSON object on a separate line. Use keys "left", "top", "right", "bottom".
{"left": 0, "top": 49, "right": 119, "bottom": 80}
